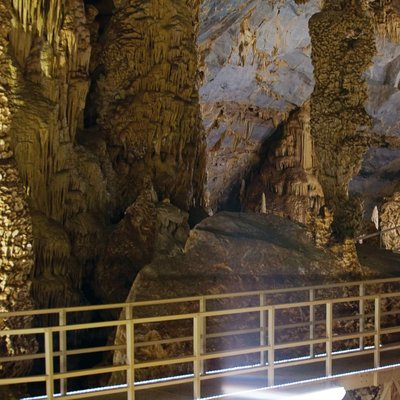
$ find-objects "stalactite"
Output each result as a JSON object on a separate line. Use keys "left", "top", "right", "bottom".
{"left": 96, "top": 0, "right": 205, "bottom": 211}
{"left": 380, "top": 192, "right": 400, "bottom": 251}
{"left": 366, "top": 0, "right": 400, "bottom": 42}
{"left": 6, "top": 0, "right": 109, "bottom": 314}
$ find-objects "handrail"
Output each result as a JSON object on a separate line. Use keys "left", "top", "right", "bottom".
{"left": 3, "top": 278, "right": 400, "bottom": 399}
{"left": 356, "top": 225, "right": 400, "bottom": 250}
{"left": 2, "top": 276, "right": 400, "bottom": 320}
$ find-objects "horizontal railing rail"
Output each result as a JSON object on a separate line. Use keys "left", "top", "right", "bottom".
{"left": 2, "top": 277, "right": 400, "bottom": 399}
{"left": 3, "top": 276, "right": 400, "bottom": 320}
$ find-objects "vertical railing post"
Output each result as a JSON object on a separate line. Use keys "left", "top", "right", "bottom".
{"left": 267, "top": 307, "right": 275, "bottom": 386}
{"left": 44, "top": 329, "right": 54, "bottom": 400}
{"left": 374, "top": 296, "right": 381, "bottom": 368}
{"left": 260, "top": 293, "right": 266, "bottom": 366}
{"left": 59, "top": 310, "right": 67, "bottom": 396}
{"left": 199, "top": 297, "right": 206, "bottom": 374}
{"left": 359, "top": 283, "right": 365, "bottom": 350}
{"left": 193, "top": 315, "right": 202, "bottom": 399}
{"left": 126, "top": 304, "right": 135, "bottom": 400}
{"left": 309, "top": 289, "right": 315, "bottom": 358}
{"left": 325, "top": 302, "right": 333, "bottom": 377}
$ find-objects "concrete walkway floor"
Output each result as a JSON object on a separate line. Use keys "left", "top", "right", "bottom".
{"left": 90, "top": 348, "right": 400, "bottom": 400}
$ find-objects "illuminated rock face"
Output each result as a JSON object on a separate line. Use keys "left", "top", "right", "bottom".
{"left": 6, "top": 0, "right": 103, "bottom": 311}
{"left": 200, "top": 0, "right": 400, "bottom": 239}
{"left": 94, "top": 0, "right": 205, "bottom": 211}
{"left": 199, "top": 0, "right": 320, "bottom": 211}
{"left": 0, "top": 0, "right": 204, "bottom": 375}
{"left": 111, "top": 211, "right": 367, "bottom": 383}
{"left": 0, "top": 1, "right": 36, "bottom": 378}
{"left": 243, "top": 102, "right": 324, "bottom": 226}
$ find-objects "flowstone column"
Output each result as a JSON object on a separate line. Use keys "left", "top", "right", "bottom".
{"left": 309, "top": 0, "right": 375, "bottom": 239}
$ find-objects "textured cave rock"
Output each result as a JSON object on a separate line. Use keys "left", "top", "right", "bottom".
{"left": 0, "top": 1, "right": 37, "bottom": 379}
{"left": 6, "top": 0, "right": 105, "bottom": 312}
{"left": 0, "top": 0, "right": 205, "bottom": 378}
{"left": 309, "top": 1, "right": 375, "bottom": 238}
{"left": 128, "top": 212, "right": 367, "bottom": 299}
{"left": 243, "top": 101, "right": 323, "bottom": 226}
{"left": 200, "top": 0, "right": 400, "bottom": 244}
{"left": 2, "top": 0, "right": 400, "bottom": 389}
{"left": 199, "top": 0, "right": 320, "bottom": 211}
{"left": 93, "top": 0, "right": 205, "bottom": 211}
{"left": 380, "top": 192, "right": 400, "bottom": 250}
{"left": 93, "top": 187, "right": 190, "bottom": 306}
{"left": 1, "top": 0, "right": 205, "bottom": 312}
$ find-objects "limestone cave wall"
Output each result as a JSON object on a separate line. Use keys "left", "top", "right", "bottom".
{"left": 0, "top": 0, "right": 205, "bottom": 360}
{"left": 0, "top": 1, "right": 36, "bottom": 379}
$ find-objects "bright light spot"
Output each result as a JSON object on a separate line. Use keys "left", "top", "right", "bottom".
{"left": 217, "top": 385, "right": 346, "bottom": 400}
{"left": 288, "top": 387, "right": 346, "bottom": 400}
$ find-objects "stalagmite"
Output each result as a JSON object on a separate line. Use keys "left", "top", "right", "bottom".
{"left": 261, "top": 192, "right": 267, "bottom": 214}
{"left": 243, "top": 102, "right": 324, "bottom": 227}
{"left": 309, "top": 0, "right": 375, "bottom": 238}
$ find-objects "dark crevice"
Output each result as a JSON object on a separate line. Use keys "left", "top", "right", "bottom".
{"left": 84, "top": 0, "right": 115, "bottom": 34}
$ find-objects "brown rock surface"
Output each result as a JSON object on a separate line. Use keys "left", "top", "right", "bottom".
{"left": 309, "top": 1, "right": 375, "bottom": 238}
{"left": 94, "top": 0, "right": 205, "bottom": 211}
{"left": 126, "top": 212, "right": 366, "bottom": 301}
{"left": 111, "top": 212, "right": 372, "bottom": 382}
{"left": 380, "top": 192, "right": 400, "bottom": 251}
{"left": 0, "top": 0, "right": 37, "bottom": 381}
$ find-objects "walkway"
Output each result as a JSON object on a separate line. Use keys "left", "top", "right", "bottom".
{"left": 3, "top": 277, "right": 400, "bottom": 399}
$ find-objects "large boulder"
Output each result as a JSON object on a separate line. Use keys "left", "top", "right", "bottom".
{"left": 110, "top": 212, "right": 373, "bottom": 383}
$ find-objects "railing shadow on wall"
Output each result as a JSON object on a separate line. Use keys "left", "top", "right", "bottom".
{"left": 2, "top": 277, "right": 400, "bottom": 399}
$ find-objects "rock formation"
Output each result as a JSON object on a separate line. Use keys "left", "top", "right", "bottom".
{"left": 2, "top": 0, "right": 400, "bottom": 395}
{"left": 199, "top": 0, "right": 319, "bottom": 211}
{"left": 0, "top": 0, "right": 205, "bottom": 380}
{"left": 309, "top": 0, "right": 375, "bottom": 238}
{"left": 380, "top": 192, "right": 400, "bottom": 251}
{"left": 0, "top": 1, "right": 37, "bottom": 379}
{"left": 111, "top": 211, "right": 370, "bottom": 383}
{"left": 93, "top": 0, "right": 205, "bottom": 211}
{"left": 243, "top": 102, "right": 324, "bottom": 226}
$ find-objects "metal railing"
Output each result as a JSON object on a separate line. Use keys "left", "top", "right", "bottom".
{"left": 356, "top": 225, "right": 400, "bottom": 250}
{"left": 3, "top": 277, "right": 400, "bottom": 399}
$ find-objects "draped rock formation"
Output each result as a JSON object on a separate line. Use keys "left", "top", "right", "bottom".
{"left": 0, "top": 1, "right": 36, "bottom": 379}
{"left": 199, "top": 0, "right": 319, "bottom": 211}
{"left": 1, "top": 0, "right": 205, "bottom": 379}
{"left": 93, "top": 0, "right": 205, "bottom": 211}
{"left": 243, "top": 102, "right": 323, "bottom": 226}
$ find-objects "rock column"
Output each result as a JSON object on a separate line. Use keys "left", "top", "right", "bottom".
{"left": 0, "top": 1, "right": 36, "bottom": 379}
{"left": 309, "top": 0, "right": 375, "bottom": 238}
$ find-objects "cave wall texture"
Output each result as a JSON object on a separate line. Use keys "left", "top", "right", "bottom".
{"left": 2, "top": 0, "right": 400, "bottom": 387}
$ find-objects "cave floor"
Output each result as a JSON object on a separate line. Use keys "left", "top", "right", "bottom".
{"left": 92, "top": 349, "right": 400, "bottom": 399}
{"left": 357, "top": 243, "right": 400, "bottom": 277}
